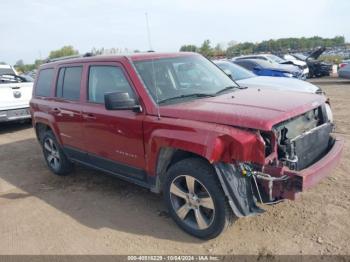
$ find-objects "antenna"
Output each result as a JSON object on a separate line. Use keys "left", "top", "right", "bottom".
{"left": 145, "top": 12, "right": 160, "bottom": 120}
{"left": 145, "top": 12, "right": 153, "bottom": 51}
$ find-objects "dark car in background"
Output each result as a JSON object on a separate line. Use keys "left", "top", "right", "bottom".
{"left": 292, "top": 47, "right": 332, "bottom": 78}
{"left": 233, "top": 59, "right": 304, "bottom": 79}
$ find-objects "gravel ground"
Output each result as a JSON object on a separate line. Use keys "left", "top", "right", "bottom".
{"left": 0, "top": 83, "right": 349, "bottom": 255}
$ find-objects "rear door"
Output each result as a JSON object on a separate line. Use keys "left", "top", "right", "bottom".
{"left": 80, "top": 62, "right": 146, "bottom": 180}
{"left": 51, "top": 64, "right": 85, "bottom": 151}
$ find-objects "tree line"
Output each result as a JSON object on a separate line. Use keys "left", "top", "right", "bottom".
{"left": 13, "top": 45, "right": 79, "bottom": 73}
{"left": 12, "top": 46, "right": 134, "bottom": 73}
{"left": 7, "top": 36, "right": 347, "bottom": 73}
{"left": 180, "top": 36, "right": 346, "bottom": 58}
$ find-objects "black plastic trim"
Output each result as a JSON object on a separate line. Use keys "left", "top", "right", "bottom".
{"left": 63, "top": 146, "right": 153, "bottom": 188}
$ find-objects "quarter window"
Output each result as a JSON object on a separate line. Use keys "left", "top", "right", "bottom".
{"left": 35, "top": 68, "right": 54, "bottom": 97}
{"left": 56, "top": 66, "right": 82, "bottom": 100}
{"left": 88, "top": 66, "right": 135, "bottom": 103}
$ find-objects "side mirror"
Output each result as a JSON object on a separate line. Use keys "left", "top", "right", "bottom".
{"left": 223, "top": 69, "right": 233, "bottom": 79}
{"left": 104, "top": 92, "right": 142, "bottom": 112}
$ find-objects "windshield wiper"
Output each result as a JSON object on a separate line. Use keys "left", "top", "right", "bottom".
{"left": 216, "top": 85, "right": 248, "bottom": 95}
{"left": 158, "top": 93, "right": 215, "bottom": 104}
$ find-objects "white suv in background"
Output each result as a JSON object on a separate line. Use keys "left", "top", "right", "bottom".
{"left": 0, "top": 64, "right": 33, "bottom": 122}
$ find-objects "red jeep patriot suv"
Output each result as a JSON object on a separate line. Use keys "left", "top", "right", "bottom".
{"left": 30, "top": 52, "right": 344, "bottom": 239}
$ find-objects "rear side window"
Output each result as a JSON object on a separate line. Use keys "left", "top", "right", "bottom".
{"left": 36, "top": 69, "right": 54, "bottom": 97}
{"left": 56, "top": 66, "right": 82, "bottom": 100}
{"left": 88, "top": 66, "right": 135, "bottom": 103}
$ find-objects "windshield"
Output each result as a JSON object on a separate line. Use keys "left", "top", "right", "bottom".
{"left": 266, "top": 54, "right": 286, "bottom": 63}
{"left": 215, "top": 61, "right": 256, "bottom": 80}
{"left": 133, "top": 55, "right": 236, "bottom": 104}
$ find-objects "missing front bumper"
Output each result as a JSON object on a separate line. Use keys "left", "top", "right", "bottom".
{"left": 261, "top": 135, "right": 344, "bottom": 201}
{"left": 214, "top": 135, "right": 344, "bottom": 216}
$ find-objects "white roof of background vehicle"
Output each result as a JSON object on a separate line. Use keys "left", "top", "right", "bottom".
{"left": 0, "top": 64, "right": 12, "bottom": 68}
{"left": 233, "top": 54, "right": 277, "bottom": 59}
{"left": 234, "top": 54, "right": 307, "bottom": 65}
{"left": 0, "top": 64, "right": 18, "bottom": 75}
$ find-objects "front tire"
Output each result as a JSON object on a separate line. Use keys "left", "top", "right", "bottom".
{"left": 164, "top": 158, "right": 233, "bottom": 239}
{"left": 41, "top": 131, "right": 73, "bottom": 176}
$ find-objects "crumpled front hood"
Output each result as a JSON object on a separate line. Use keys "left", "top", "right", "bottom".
{"left": 159, "top": 88, "right": 326, "bottom": 131}
{"left": 281, "top": 59, "right": 307, "bottom": 67}
{"left": 307, "top": 47, "right": 326, "bottom": 60}
{"left": 237, "top": 76, "right": 319, "bottom": 94}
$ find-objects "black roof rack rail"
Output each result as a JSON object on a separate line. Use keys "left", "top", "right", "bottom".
{"left": 44, "top": 52, "right": 94, "bottom": 64}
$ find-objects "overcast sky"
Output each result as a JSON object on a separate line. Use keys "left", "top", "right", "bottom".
{"left": 1, "top": 0, "right": 349, "bottom": 64}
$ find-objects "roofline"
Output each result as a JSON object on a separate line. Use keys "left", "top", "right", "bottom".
{"left": 39, "top": 52, "right": 198, "bottom": 69}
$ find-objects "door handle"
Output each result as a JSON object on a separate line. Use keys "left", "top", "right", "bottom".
{"left": 83, "top": 113, "right": 96, "bottom": 120}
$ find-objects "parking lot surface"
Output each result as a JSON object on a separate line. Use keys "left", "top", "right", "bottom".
{"left": 0, "top": 82, "right": 349, "bottom": 255}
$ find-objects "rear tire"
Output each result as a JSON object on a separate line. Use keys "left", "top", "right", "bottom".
{"left": 41, "top": 131, "right": 73, "bottom": 176}
{"left": 164, "top": 158, "right": 233, "bottom": 239}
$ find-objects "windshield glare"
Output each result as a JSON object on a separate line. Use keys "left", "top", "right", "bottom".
{"left": 216, "top": 61, "right": 256, "bottom": 81}
{"left": 133, "top": 55, "right": 236, "bottom": 104}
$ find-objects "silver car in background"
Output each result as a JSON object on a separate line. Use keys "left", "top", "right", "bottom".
{"left": 338, "top": 63, "right": 350, "bottom": 79}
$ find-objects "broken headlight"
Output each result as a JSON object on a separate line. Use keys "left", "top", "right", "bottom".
{"left": 260, "top": 132, "right": 273, "bottom": 156}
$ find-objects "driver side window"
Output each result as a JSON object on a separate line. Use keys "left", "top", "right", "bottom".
{"left": 88, "top": 66, "right": 135, "bottom": 104}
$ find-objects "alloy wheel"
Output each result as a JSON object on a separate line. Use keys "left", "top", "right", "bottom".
{"left": 170, "top": 175, "right": 215, "bottom": 230}
{"left": 44, "top": 138, "right": 60, "bottom": 170}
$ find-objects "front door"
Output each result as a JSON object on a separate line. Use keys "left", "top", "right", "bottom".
{"left": 81, "top": 62, "right": 146, "bottom": 180}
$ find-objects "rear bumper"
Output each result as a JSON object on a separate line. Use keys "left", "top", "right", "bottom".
{"left": 0, "top": 107, "right": 31, "bottom": 122}
{"left": 268, "top": 136, "right": 344, "bottom": 200}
